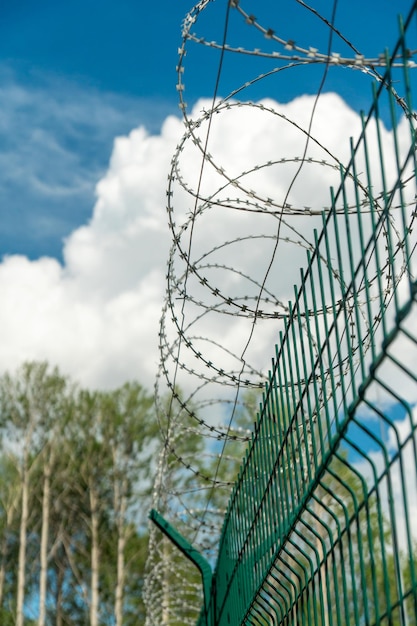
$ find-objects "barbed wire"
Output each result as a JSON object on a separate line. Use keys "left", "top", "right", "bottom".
{"left": 144, "top": 1, "right": 417, "bottom": 624}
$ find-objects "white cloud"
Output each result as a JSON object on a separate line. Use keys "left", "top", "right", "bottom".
{"left": 0, "top": 92, "right": 414, "bottom": 396}
{"left": 0, "top": 113, "right": 178, "bottom": 387}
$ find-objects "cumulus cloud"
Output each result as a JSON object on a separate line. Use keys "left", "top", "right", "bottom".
{"left": 0, "top": 92, "right": 414, "bottom": 394}
{"left": 0, "top": 114, "right": 178, "bottom": 388}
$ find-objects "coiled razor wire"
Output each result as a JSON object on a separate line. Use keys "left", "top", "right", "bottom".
{"left": 144, "top": 2, "right": 417, "bottom": 624}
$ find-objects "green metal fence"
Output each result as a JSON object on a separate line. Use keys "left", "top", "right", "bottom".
{"left": 194, "top": 6, "right": 417, "bottom": 626}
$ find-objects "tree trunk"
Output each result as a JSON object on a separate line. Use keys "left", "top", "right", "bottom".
{"left": 38, "top": 461, "right": 51, "bottom": 626}
{"left": 115, "top": 487, "right": 128, "bottom": 626}
{"left": 55, "top": 560, "right": 64, "bottom": 626}
{"left": 16, "top": 467, "right": 29, "bottom": 626}
{"left": 89, "top": 484, "right": 100, "bottom": 626}
{"left": 0, "top": 530, "right": 7, "bottom": 609}
{"left": 0, "top": 504, "right": 15, "bottom": 610}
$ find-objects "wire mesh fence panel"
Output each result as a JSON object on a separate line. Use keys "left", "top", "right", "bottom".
{"left": 145, "top": 2, "right": 417, "bottom": 625}
{"left": 200, "top": 6, "right": 417, "bottom": 626}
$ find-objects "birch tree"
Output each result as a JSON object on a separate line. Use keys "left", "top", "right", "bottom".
{"left": 101, "top": 382, "right": 155, "bottom": 626}
{"left": 0, "top": 362, "right": 158, "bottom": 625}
{"left": 0, "top": 453, "right": 20, "bottom": 619}
{"left": 0, "top": 362, "right": 70, "bottom": 626}
{"left": 61, "top": 381, "right": 155, "bottom": 625}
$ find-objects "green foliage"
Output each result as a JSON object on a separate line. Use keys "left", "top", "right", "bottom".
{"left": 0, "top": 361, "right": 158, "bottom": 625}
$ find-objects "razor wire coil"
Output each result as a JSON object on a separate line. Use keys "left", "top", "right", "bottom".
{"left": 145, "top": 2, "right": 417, "bottom": 625}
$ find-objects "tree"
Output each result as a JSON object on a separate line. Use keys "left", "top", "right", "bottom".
{"left": 58, "top": 382, "right": 156, "bottom": 626}
{"left": 0, "top": 453, "right": 20, "bottom": 622}
{"left": 0, "top": 362, "right": 72, "bottom": 626}
{"left": 99, "top": 383, "right": 155, "bottom": 626}
{"left": 0, "top": 361, "right": 158, "bottom": 625}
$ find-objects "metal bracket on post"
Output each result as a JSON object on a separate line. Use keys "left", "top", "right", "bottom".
{"left": 149, "top": 509, "right": 213, "bottom": 626}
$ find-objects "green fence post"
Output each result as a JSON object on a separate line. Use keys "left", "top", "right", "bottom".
{"left": 149, "top": 509, "right": 214, "bottom": 626}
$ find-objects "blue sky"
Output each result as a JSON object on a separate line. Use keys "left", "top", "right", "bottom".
{"left": 0, "top": 0, "right": 413, "bottom": 260}
{"left": 1, "top": 2, "right": 417, "bottom": 560}
{"left": 2, "top": 3, "right": 416, "bottom": 596}
{"left": 0, "top": 0, "right": 188, "bottom": 259}
{"left": 0, "top": 0, "right": 416, "bottom": 391}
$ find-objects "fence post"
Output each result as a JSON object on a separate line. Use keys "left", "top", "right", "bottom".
{"left": 149, "top": 509, "right": 214, "bottom": 626}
